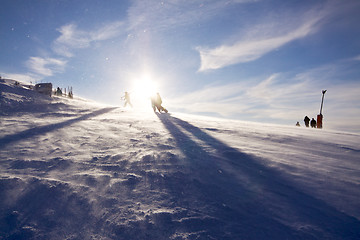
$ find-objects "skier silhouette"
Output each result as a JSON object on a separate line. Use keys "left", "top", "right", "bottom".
{"left": 151, "top": 92, "right": 168, "bottom": 113}
{"left": 122, "top": 91, "right": 133, "bottom": 108}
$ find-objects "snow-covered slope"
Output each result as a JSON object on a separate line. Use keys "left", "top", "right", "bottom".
{"left": 1, "top": 79, "right": 360, "bottom": 239}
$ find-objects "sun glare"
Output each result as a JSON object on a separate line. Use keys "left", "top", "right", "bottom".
{"left": 132, "top": 76, "right": 158, "bottom": 98}
{"left": 130, "top": 75, "right": 159, "bottom": 109}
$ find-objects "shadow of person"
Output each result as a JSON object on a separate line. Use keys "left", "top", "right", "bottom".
{"left": 156, "top": 113, "right": 360, "bottom": 239}
{"left": 0, "top": 107, "right": 117, "bottom": 148}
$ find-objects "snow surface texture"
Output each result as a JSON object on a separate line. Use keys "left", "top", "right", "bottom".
{"left": 1, "top": 79, "right": 360, "bottom": 240}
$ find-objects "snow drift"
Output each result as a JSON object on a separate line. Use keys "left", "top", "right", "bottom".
{"left": 1, "top": 79, "right": 360, "bottom": 239}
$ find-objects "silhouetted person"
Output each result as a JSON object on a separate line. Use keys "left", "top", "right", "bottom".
{"left": 122, "top": 91, "right": 132, "bottom": 108}
{"left": 151, "top": 92, "right": 167, "bottom": 113}
{"left": 296, "top": 121, "right": 300, "bottom": 127}
{"left": 56, "top": 87, "right": 62, "bottom": 96}
{"left": 310, "top": 118, "right": 317, "bottom": 128}
{"left": 304, "top": 116, "right": 310, "bottom": 127}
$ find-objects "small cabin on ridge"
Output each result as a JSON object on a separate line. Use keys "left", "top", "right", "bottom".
{"left": 34, "top": 83, "right": 52, "bottom": 97}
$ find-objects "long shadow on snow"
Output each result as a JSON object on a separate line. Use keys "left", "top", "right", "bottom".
{"left": 0, "top": 107, "right": 116, "bottom": 148}
{"left": 157, "top": 113, "right": 360, "bottom": 239}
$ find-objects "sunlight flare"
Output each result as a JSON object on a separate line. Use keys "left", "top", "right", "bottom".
{"left": 131, "top": 75, "right": 158, "bottom": 98}
{"left": 129, "top": 74, "right": 159, "bottom": 109}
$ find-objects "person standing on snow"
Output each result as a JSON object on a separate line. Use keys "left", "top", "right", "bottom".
{"left": 310, "top": 118, "right": 317, "bottom": 128}
{"left": 304, "top": 116, "right": 310, "bottom": 127}
{"left": 122, "top": 91, "right": 133, "bottom": 108}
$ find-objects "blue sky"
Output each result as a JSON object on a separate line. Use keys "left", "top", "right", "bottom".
{"left": 1, "top": 0, "right": 360, "bottom": 132}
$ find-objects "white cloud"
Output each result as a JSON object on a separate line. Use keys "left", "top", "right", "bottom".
{"left": 353, "top": 55, "right": 360, "bottom": 61}
{"left": 26, "top": 57, "right": 67, "bottom": 77}
{"left": 126, "top": 0, "right": 256, "bottom": 33}
{"left": 5, "top": 21, "right": 123, "bottom": 85}
{"left": 52, "top": 22, "right": 123, "bottom": 57}
{"left": 167, "top": 81, "right": 251, "bottom": 116}
{"left": 168, "top": 59, "right": 360, "bottom": 131}
{"left": 245, "top": 73, "right": 315, "bottom": 105}
{"left": 0, "top": 72, "right": 37, "bottom": 84}
{"left": 197, "top": 15, "right": 322, "bottom": 71}
{"left": 52, "top": 24, "right": 90, "bottom": 57}
{"left": 91, "top": 22, "right": 124, "bottom": 41}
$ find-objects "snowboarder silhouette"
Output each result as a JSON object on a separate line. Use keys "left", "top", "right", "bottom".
{"left": 151, "top": 92, "right": 168, "bottom": 113}
{"left": 122, "top": 91, "right": 133, "bottom": 108}
{"left": 304, "top": 116, "right": 310, "bottom": 127}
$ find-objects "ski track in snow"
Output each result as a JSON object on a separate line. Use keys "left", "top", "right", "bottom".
{"left": 1, "top": 79, "right": 360, "bottom": 239}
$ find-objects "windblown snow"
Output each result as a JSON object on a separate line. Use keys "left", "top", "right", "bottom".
{"left": 1, "top": 79, "right": 360, "bottom": 239}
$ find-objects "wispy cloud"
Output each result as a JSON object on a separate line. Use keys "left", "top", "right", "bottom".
{"left": 52, "top": 21, "right": 123, "bottom": 57}
{"left": 6, "top": 21, "right": 124, "bottom": 83}
{"left": 196, "top": 1, "right": 334, "bottom": 72}
{"left": 169, "top": 60, "right": 360, "bottom": 131}
{"left": 91, "top": 22, "right": 125, "bottom": 41}
{"left": 167, "top": 81, "right": 251, "bottom": 116}
{"left": 169, "top": 73, "right": 314, "bottom": 118}
{"left": 26, "top": 57, "right": 67, "bottom": 77}
{"left": 353, "top": 55, "right": 360, "bottom": 61}
{"left": 0, "top": 72, "right": 37, "bottom": 84}
{"left": 126, "top": 0, "right": 256, "bottom": 33}
{"left": 52, "top": 24, "right": 90, "bottom": 57}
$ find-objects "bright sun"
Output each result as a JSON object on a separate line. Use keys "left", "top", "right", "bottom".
{"left": 132, "top": 76, "right": 158, "bottom": 98}
{"left": 129, "top": 75, "right": 159, "bottom": 108}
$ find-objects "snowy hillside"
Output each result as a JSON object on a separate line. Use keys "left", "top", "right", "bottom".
{"left": 1, "top": 79, "right": 360, "bottom": 240}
